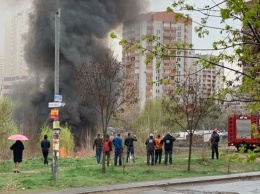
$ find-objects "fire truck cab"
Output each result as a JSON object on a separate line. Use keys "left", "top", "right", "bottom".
{"left": 228, "top": 114, "right": 260, "bottom": 150}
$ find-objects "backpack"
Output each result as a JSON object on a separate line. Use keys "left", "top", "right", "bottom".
{"left": 146, "top": 138, "right": 155, "bottom": 151}
{"left": 104, "top": 140, "right": 111, "bottom": 152}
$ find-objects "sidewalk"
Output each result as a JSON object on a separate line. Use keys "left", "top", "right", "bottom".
{"left": 40, "top": 171, "right": 260, "bottom": 194}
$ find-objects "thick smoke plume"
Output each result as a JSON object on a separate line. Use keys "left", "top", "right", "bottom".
{"left": 14, "top": 0, "right": 148, "bottom": 143}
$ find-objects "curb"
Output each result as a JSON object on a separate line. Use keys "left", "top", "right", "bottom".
{"left": 40, "top": 171, "right": 260, "bottom": 194}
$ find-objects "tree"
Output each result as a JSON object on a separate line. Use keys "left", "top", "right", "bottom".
{"left": 0, "top": 98, "right": 18, "bottom": 160}
{"left": 162, "top": 77, "right": 221, "bottom": 171}
{"left": 168, "top": 0, "right": 260, "bottom": 111}
{"left": 111, "top": 0, "right": 260, "bottom": 111}
{"left": 76, "top": 50, "right": 137, "bottom": 173}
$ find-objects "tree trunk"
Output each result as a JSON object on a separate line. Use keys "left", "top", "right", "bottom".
{"left": 101, "top": 133, "right": 106, "bottom": 173}
{"left": 187, "top": 133, "right": 193, "bottom": 171}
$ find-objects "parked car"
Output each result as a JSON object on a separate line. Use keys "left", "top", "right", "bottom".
{"left": 217, "top": 130, "right": 227, "bottom": 138}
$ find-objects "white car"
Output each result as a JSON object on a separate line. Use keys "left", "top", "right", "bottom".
{"left": 217, "top": 130, "right": 227, "bottom": 138}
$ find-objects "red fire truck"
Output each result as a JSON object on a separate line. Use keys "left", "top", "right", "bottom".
{"left": 228, "top": 114, "right": 260, "bottom": 150}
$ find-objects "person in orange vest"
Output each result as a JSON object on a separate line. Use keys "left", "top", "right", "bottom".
{"left": 155, "top": 134, "right": 163, "bottom": 164}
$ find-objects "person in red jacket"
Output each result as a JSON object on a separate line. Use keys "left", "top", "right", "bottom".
{"left": 155, "top": 134, "right": 163, "bottom": 164}
{"left": 104, "top": 134, "right": 112, "bottom": 166}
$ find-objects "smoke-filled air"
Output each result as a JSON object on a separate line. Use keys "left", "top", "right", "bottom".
{"left": 12, "top": 0, "right": 148, "bottom": 145}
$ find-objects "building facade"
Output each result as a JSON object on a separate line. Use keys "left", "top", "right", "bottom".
{"left": 122, "top": 11, "right": 193, "bottom": 108}
{"left": 3, "top": 9, "right": 30, "bottom": 96}
{"left": 0, "top": 56, "right": 4, "bottom": 93}
{"left": 194, "top": 54, "right": 225, "bottom": 97}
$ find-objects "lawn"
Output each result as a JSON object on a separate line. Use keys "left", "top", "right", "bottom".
{"left": 0, "top": 148, "right": 259, "bottom": 194}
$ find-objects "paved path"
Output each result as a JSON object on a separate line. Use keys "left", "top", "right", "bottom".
{"left": 39, "top": 171, "right": 260, "bottom": 194}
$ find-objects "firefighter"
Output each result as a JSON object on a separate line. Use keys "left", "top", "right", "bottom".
{"left": 210, "top": 128, "right": 220, "bottom": 159}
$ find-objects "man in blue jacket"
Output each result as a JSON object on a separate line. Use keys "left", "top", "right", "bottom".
{"left": 161, "top": 132, "right": 176, "bottom": 165}
{"left": 112, "top": 134, "right": 123, "bottom": 166}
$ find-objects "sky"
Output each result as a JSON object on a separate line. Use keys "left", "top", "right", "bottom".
{"left": 0, "top": 0, "right": 213, "bottom": 56}
{"left": 0, "top": 0, "right": 239, "bottom": 78}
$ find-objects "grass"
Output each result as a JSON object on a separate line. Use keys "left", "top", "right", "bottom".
{"left": 0, "top": 148, "right": 260, "bottom": 194}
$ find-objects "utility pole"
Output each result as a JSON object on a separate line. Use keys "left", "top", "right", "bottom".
{"left": 52, "top": 0, "right": 61, "bottom": 181}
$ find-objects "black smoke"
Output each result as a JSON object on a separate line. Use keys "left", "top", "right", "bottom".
{"left": 13, "top": 0, "right": 148, "bottom": 144}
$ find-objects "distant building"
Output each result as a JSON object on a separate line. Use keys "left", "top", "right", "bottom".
{"left": 0, "top": 56, "right": 4, "bottom": 94}
{"left": 3, "top": 9, "right": 30, "bottom": 96}
{"left": 122, "top": 11, "right": 194, "bottom": 108}
{"left": 194, "top": 54, "right": 225, "bottom": 96}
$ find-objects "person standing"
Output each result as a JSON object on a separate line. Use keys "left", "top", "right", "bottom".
{"left": 112, "top": 133, "right": 123, "bottom": 166}
{"left": 93, "top": 133, "right": 103, "bottom": 164}
{"left": 41, "top": 134, "right": 51, "bottom": 166}
{"left": 155, "top": 134, "right": 163, "bottom": 164}
{"left": 124, "top": 132, "right": 137, "bottom": 163}
{"left": 10, "top": 140, "right": 24, "bottom": 173}
{"left": 211, "top": 128, "right": 220, "bottom": 159}
{"left": 162, "top": 132, "right": 176, "bottom": 165}
{"left": 104, "top": 134, "right": 112, "bottom": 166}
{"left": 145, "top": 133, "right": 156, "bottom": 165}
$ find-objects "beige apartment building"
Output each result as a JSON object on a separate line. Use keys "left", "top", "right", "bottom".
{"left": 122, "top": 11, "right": 194, "bottom": 108}
{"left": 3, "top": 9, "right": 30, "bottom": 96}
{"left": 0, "top": 56, "right": 3, "bottom": 91}
{"left": 194, "top": 54, "right": 225, "bottom": 96}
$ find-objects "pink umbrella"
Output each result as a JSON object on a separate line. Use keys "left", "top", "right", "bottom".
{"left": 8, "top": 134, "right": 29, "bottom": 141}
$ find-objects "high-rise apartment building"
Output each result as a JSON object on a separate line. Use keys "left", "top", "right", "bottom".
{"left": 194, "top": 54, "right": 225, "bottom": 96}
{"left": 0, "top": 56, "right": 4, "bottom": 93}
{"left": 3, "top": 9, "right": 30, "bottom": 96}
{"left": 122, "top": 11, "right": 193, "bottom": 108}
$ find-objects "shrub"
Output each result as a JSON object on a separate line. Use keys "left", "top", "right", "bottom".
{"left": 40, "top": 123, "right": 75, "bottom": 157}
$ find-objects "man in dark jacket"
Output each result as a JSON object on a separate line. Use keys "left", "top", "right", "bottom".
{"left": 211, "top": 128, "right": 220, "bottom": 159}
{"left": 161, "top": 132, "right": 176, "bottom": 165}
{"left": 145, "top": 133, "right": 156, "bottom": 165}
{"left": 124, "top": 132, "right": 137, "bottom": 163}
{"left": 93, "top": 133, "right": 103, "bottom": 164}
{"left": 41, "top": 135, "right": 51, "bottom": 166}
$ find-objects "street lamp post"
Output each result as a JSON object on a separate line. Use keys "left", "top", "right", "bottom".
{"left": 52, "top": 0, "right": 61, "bottom": 181}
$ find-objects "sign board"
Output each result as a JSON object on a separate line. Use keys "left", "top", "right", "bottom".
{"left": 54, "top": 95, "right": 62, "bottom": 102}
{"left": 53, "top": 120, "right": 60, "bottom": 129}
{"left": 50, "top": 109, "right": 59, "bottom": 119}
{"left": 48, "top": 102, "right": 65, "bottom": 108}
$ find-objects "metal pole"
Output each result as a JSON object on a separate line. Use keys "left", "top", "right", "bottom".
{"left": 52, "top": 0, "right": 60, "bottom": 181}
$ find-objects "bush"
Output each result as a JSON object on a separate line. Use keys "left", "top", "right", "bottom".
{"left": 40, "top": 123, "right": 75, "bottom": 157}
{"left": 0, "top": 98, "right": 18, "bottom": 161}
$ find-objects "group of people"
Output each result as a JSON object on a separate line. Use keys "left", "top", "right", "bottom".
{"left": 9, "top": 129, "right": 220, "bottom": 173}
{"left": 145, "top": 133, "right": 176, "bottom": 165}
{"left": 93, "top": 132, "right": 137, "bottom": 166}
{"left": 93, "top": 132, "right": 177, "bottom": 166}
{"left": 10, "top": 135, "right": 50, "bottom": 173}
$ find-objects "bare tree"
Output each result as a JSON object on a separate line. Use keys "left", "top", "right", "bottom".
{"left": 162, "top": 77, "right": 221, "bottom": 171}
{"left": 76, "top": 50, "right": 137, "bottom": 173}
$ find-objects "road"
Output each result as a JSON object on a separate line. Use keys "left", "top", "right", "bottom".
{"left": 98, "top": 177, "right": 260, "bottom": 194}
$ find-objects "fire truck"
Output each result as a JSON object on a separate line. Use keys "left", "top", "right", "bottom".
{"left": 228, "top": 114, "right": 260, "bottom": 150}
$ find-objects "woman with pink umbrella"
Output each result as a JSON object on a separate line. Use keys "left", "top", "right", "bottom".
{"left": 9, "top": 134, "right": 28, "bottom": 173}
